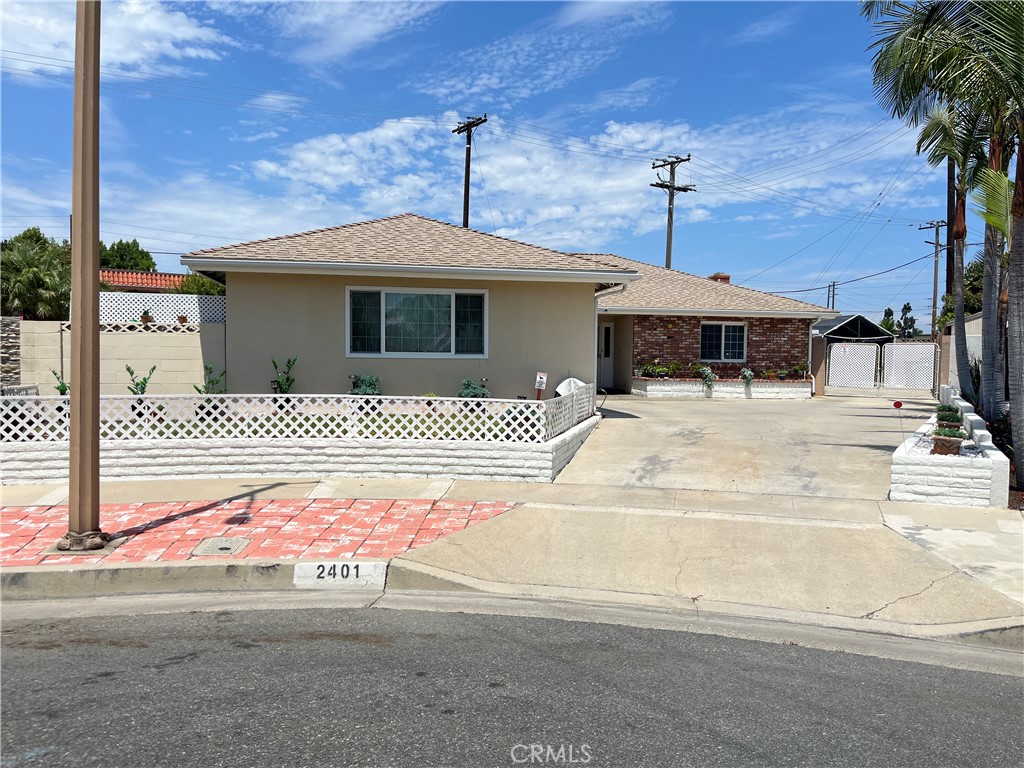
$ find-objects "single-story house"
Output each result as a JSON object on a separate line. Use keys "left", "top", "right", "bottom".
{"left": 583, "top": 254, "right": 837, "bottom": 391}
{"left": 181, "top": 214, "right": 638, "bottom": 399}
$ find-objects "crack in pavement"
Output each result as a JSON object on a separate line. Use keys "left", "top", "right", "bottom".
{"left": 861, "top": 572, "right": 957, "bottom": 619}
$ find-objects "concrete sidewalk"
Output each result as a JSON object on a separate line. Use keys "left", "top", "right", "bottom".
{"left": 2, "top": 475, "right": 1022, "bottom": 645}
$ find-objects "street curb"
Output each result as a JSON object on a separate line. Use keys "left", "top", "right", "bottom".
{"left": 0, "top": 559, "right": 384, "bottom": 600}
{"left": 386, "top": 558, "right": 1024, "bottom": 648}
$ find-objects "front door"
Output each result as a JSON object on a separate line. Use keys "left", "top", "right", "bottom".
{"left": 599, "top": 323, "right": 615, "bottom": 389}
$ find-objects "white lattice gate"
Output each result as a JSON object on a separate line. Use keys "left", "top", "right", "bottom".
{"left": 882, "top": 343, "right": 937, "bottom": 389}
{"left": 826, "top": 343, "right": 879, "bottom": 388}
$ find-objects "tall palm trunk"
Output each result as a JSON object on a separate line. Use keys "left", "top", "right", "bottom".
{"left": 1007, "top": 117, "right": 1024, "bottom": 490}
{"left": 981, "top": 222, "right": 1003, "bottom": 418}
{"left": 952, "top": 194, "right": 975, "bottom": 401}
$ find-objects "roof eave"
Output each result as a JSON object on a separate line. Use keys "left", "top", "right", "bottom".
{"left": 179, "top": 257, "right": 639, "bottom": 285}
{"left": 597, "top": 306, "right": 837, "bottom": 319}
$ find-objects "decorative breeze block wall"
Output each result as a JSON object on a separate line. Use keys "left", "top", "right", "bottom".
{"left": 100, "top": 292, "right": 225, "bottom": 323}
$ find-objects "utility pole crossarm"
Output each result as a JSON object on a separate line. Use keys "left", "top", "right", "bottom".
{"left": 650, "top": 154, "right": 695, "bottom": 270}
{"left": 454, "top": 114, "right": 487, "bottom": 229}
{"left": 920, "top": 220, "right": 946, "bottom": 341}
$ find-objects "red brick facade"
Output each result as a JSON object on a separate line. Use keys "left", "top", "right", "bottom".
{"left": 632, "top": 315, "right": 812, "bottom": 377}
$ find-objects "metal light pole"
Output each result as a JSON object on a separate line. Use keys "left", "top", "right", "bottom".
{"left": 59, "top": 0, "right": 108, "bottom": 551}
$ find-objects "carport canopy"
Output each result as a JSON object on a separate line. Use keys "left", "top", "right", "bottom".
{"left": 812, "top": 314, "right": 895, "bottom": 343}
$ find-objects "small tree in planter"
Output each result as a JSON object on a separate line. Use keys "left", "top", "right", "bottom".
{"left": 126, "top": 364, "right": 157, "bottom": 419}
{"left": 194, "top": 364, "right": 227, "bottom": 422}
{"left": 51, "top": 369, "right": 70, "bottom": 396}
{"left": 271, "top": 356, "right": 298, "bottom": 413}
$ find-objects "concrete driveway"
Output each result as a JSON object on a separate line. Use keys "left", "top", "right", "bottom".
{"left": 556, "top": 395, "right": 936, "bottom": 500}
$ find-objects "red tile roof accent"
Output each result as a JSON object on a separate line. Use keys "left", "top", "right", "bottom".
{"left": 100, "top": 269, "right": 185, "bottom": 291}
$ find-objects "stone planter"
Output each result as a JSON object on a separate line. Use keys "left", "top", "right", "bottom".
{"left": 632, "top": 378, "right": 811, "bottom": 400}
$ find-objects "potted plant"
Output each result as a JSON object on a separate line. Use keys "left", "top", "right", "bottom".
{"left": 177, "top": 314, "right": 188, "bottom": 324}
{"left": 696, "top": 365, "right": 717, "bottom": 395}
{"left": 140, "top": 310, "right": 153, "bottom": 324}
{"left": 126, "top": 364, "right": 157, "bottom": 419}
{"left": 194, "top": 364, "right": 227, "bottom": 422}
{"left": 776, "top": 368, "right": 789, "bottom": 381}
{"left": 764, "top": 369, "right": 778, "bottom": 381}
{"left": 931, "top": 426, "right": 967, "bottom": 456}
{"left": 271, "top": 356, "right": 298, "bottom": 412}
{"left": 792, "top": 362, "right": 809, "bottom": 380}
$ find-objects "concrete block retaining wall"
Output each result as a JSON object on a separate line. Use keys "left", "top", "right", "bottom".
{"left": 889, "top": 385, "right": 1009, "bottom": 508}
{"left": 631, "top": 379, "right": 811, "bottom": 400}
{"left": 2, "top": 415, "right": 601, "bottom": 485}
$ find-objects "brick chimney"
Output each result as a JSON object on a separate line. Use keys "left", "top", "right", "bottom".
{"left": 708, "top": 272, "right": 731, "bottom": 284}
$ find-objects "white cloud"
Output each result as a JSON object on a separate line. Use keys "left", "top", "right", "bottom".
{"left": 240, "top": 95, "right": 933, "bottom": 254}
{"left": 262, "top": 1, "right": 440, "bottom": 66}
{"left": 728, "top": 8, "right": 799, "bottom": 45}
{"left": 413, "top": 3, "right": 670, "bottom": 109}
{"left": 0, "top": 0, "right": 236, "bottom": 81}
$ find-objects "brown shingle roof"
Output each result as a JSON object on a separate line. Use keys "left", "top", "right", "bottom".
{"left": 100, "top": 269, "right": 184, "bottom": 291}
{"left": 182, "top": 213, "right": 635, "bottom": 279}
{"left": 585, "top": 253, "right": 834, "bottom": 316}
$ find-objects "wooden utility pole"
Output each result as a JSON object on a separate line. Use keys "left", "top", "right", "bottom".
{"left": 453, "top": 115, "right": 487, "bottom": 228}
{"left": 651, "top": 155, "right": 695, "bottom": 269}
{"left": 920, "top": 220, "right": 946, "bottom": 341}
{"left": 59, "top": 0, "right": 108, "bottom": 552}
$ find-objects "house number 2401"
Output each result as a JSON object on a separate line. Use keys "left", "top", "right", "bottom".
{"left": 316, "top": 564, "right": 360, "bottom": 580}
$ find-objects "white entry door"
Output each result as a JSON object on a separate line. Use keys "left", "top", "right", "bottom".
{"left": 599, "top": 323, "right": 615, "bottom": 389}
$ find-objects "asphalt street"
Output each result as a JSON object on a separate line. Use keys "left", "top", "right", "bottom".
{"left": 3, "top": 606, "right": 1021, "bottom": 768}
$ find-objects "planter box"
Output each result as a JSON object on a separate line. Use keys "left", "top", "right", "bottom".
{"left": 631, "top": 378, "right": 811, "bottom": 400}
{"left": 889, "top": 386, "right": 1010, "bottom": 508}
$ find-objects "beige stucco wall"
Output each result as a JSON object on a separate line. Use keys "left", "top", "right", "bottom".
{"left": 19, "top": 321, "right": 225, "bottom": 395}
{"left": 225, "top": 272, "right": 598, "bottom": 399}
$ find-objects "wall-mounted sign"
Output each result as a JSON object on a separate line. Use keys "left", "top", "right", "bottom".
{"left": 535, "top": 372, "right": 548, "bottom": 390}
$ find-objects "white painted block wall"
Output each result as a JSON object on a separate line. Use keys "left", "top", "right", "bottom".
{"left": 2, "top": 415, "right": 601, "bottom": 486}
{"left": 889, "top": 385, "right": 1009, "bottom": 508}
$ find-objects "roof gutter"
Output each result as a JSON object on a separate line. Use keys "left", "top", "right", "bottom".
{"left": 180, "top": 257, "right": 640, "bottom": 285}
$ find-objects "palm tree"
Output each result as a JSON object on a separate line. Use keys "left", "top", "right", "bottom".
{"left": 917, "top": 101, "right": 987, "bottom": 401}
{"left": 863, "top": 1, "right": 1023, "bottom": 485}
{"left": 0, "top": 241, "right": 72, "bottom": 320}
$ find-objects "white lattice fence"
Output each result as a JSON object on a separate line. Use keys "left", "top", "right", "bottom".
{"left": 0, "top": 394, "right": 591, "bottom": 444}
{"left": 883, "top": 343, "right": 937, "bottom": 389}
{"left": 541, "top": 384, "right": 596, "bottom": 440}
{"left": 99, "top": 292, "right": 225, "bottom": 323}
{"left": 826, "top": 343, "right": 880, "bottom": 388}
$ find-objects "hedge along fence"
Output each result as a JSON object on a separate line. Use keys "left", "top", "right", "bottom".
{"left": 1, "top": 385, "right": 599, "bottom": 484}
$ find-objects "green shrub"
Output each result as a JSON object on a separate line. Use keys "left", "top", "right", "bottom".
{"left": 349, "top": 374, "right": 381, "bottom": 395}
{"left": 126, "top": 364, "right": 156, "bottom": 395}
{"left": 272, "top": 356, "right": 298, "bottom": 394}
{"left": 458, "top": 378, "right": 490, "bottom": 398}
{"left": 933, "top": 426, "right": 967, "bottom": 438}
{"left": 193, "top": 364, "right": 226, "bottom": 395}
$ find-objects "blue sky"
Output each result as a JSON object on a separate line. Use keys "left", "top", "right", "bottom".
{"left": 1, "top": 1, "right": 973, "bottom": 326}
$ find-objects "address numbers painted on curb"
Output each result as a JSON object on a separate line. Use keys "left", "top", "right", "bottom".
{"left": 293, "top": 561, "right": 387, "bottom": 589}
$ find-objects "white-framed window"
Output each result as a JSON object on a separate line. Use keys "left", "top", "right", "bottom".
{"left": 700, "top": 322, "right": 746, "bottom": 362}
{"left": 347, "top": 287, "right": 488, "bottom": 358}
